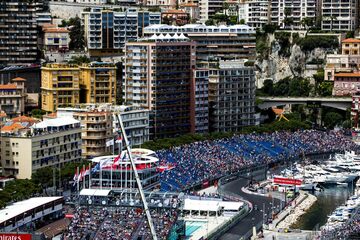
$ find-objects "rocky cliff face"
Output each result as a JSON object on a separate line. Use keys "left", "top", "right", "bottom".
{"left": 255, "top": 35, "right": 328, "bottom": 88}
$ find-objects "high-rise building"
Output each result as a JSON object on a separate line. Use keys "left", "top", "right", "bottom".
{"left": 191, "top": 69, "right": 209, "bottom": 133}
{"left": 0, "top": 117, "right": 82, "bottom": 179}
{"left": 82, "top": 8, "right": 161, "bottom": 56}
{"left": 199, "top": 0, "right": 226, "bottom": 22}
{"left": 124, "top": 35, "right": 195, "bottom": 139}
{"left": 209, "top": 60, "right": 256, "bottom": 132}
{"left": 144, "top": 24, "right": 256, "bottom": 68}
{"left": 239, "top": 0, "right": 270, "bottom": 28}
{"left": 270, "top": 0, "right": 316, "bottom": 29}
{"left": 80, "top": 62, "right": 117, "bottom": 105}
{"left": 321, "top": 0, "right": 358, "bottom": 31}
{"left": 0, "top": 1, "right": 43, "bottom": 65}
{"left": 41, "top": 64, "right": 81, "bottom": 112}
{"left": 41, "top": 63, "right": 117, "bottom": 112}
{"left": 73, "top": 110, "right": 113, "bottom": 158}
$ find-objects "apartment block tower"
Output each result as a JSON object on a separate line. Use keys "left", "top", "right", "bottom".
{"left": 41, "top": 63, "right": 117, "bottom": 112}
{"left": 239, "top": 0, "right": 271, "bottom": 28}
{"left": 0, "top": 0, "right": 43, "bottom": 65}
{"left": 144, "top": 24, "right": 256, "bottom": 69}
{"left": 82, "top": 8, "right": 161, "bottom": 56}
{"left": 41, "top": 64, "right": 81, "bottom": 112}
{"left": 321, "top": 0, "right": 358, "bottom": 31}
{"left": 80, "top": 62, "right": 117, "bottom": 105}
{"left": 209, "top": 60, "right": 256, "bottom": 132}
{"left": 124, "top": 35, "right": 195, "bottom": 139}
{"left": 270, "top": 0, "right": 316, "bottom": 29}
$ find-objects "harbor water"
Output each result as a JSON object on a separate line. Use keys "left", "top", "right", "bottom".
{"left": 291, "top": 184, "right": 355, "bottom": 230}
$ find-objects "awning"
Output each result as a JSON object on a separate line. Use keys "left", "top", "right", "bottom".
{"left": 80, "top": 189, "right": 111, "bottom": 197}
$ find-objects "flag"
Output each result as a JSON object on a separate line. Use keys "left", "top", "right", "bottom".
{"left": 106, "top": 139, "right": 114, "bottom": 147}
{"left": 84, "top": 166, "right": 90, "bottom": 176}
{"left": 91, "top": 163, "right": 100, "bottom": 173}
{"left": 73, "top": 170, "right": 78, "bottom": 185}
{"left": 115, "top": 136, "right": 122, "bottom": 143}
{"left": 156, "top": 164, "right": 175, "bottom": 173}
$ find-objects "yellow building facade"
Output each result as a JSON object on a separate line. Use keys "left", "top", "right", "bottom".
{"left": 41, "top": 63, "right": 117, "bottom": 112}
{"left": 80, "top": 62, "right": 117, "bottom": 105}
{"left": 41, "top": 64, "right": 80, "bottom": 112}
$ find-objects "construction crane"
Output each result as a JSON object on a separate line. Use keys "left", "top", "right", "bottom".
{"left": 115, "top": 113, "right": 158, "bottom": 240}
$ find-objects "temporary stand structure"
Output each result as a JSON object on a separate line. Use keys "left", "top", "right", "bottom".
{"left": 115, "top": 113, "right": 158, "bottom": 240}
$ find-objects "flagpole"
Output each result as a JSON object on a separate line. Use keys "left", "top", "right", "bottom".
{"left": 82, "top": 165, "right": 85, "bottom": 190}
{"left": 76, "top": 166, "right": 79, "bottom": 194}
{"left": 111, "top": 159, "right": 113, "bottom": 190}
{"left": 115, "top": 113, "right": 158, "bottom": 240}
{"left": 89, "top": 162, "right": 91, "bottom": 189}
{"left": 100, "top": 163, "right": 102, "bottom": 190}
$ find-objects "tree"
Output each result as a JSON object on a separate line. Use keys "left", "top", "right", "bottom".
{"left": 262, "top": 79, "right": 274, "bottom": 95}
{"left": 65, "top": 17, "right": 85, "bottom": 50}
{"left": 67, "top": 55, "right": 91, "bottom": 65}
{"left": 324, "top": 112, "right": 343, "bottom": 129}
{"left": 346, "top": 31, "right": 355, "bottom": 39}
{"left": 239, "top": 19, "right": 245, "bottom": 24}
{"left": 300, "top": 17, "right": 314, "bottom": 30}
{"left": 283, "top": 8, "right": 294, "bottom": 28}
{"left": 205, "top": 19, "right": 215, "bottom": 26}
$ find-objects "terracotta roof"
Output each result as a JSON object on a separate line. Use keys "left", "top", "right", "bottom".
{"left": 335, "top": 72, "right": 360, "bottom": 77}
{"left": 43, "top": 28, "right": 69, "bottom": 33}
{"left": 42, "top": 23, "right": 56, "bottom": 28}
{"left": 12, "top": 115, "right": 37, "bottom": 123}
{"left": 0, "top": 84, "right": 18, "bottom": 90}
{"left": 342, "top": 38, "right": 360, "bottom": 43}
{"left": 12, "top": 77, "right": 26, "bottom": 81}
{"left": 1, "top": 123, "right": 25, "bottom": 132}
{"left": 163, "top": 9, "right": 187, "bottom": 14}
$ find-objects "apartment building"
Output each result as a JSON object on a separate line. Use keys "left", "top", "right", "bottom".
{"left": 321, "top": 0, "right": 358, "bottom": 31}
{"left": 239, "top": 0, "right": 270, "bottom": 28}
{"left": 209, "top": 60, "right": 256, "bottom": 132}
{"left": 179, "top": 3, "right": 200, "bottom": 21}
{"left": 0, "top": 77, "right": 27, "bottom": 118}
{"left": 333, "top": 72, "right": 360, "bottom": 96}
{"left": 191, "top": 69, "right": 209, "bottom": 133}
{"left": 325, "top": 39, "right": 360, "bottom": 81}
{"left": 270, "top": 0, "right": 316, "bottom": 29}
{"left": 80, "top": 62, "right": 117, "bottom": 105}
{"left": 41, "top": 64, "right": 81, "bottom": 112}
{"left": 73, "top": 110, "right": 113, "bottom": 158}
{"left": 43, "top": 27, "right": 70, "bottom": 51}
{"left": 146, "top": 0, "right": 177, "bottom": 8}
{"left": 124, "top": 35, "right": 195, "bottom": 139}
{"left": 144, "top": 24, "right": 256, "bottom": 68}
{"left": 57, "top": 104, "right": 150, "bottom": 153}
{"left": 0, "top": 1, "right": 42, "bottom": 65}
{"left": 41, "top": 63, "right": 117, "bottom": 112}
{"left": 112, "top": 105, "right": 150, "bottom": 147}
{"left": 82, "top": 8, "right": 161, "bottom": 56}
{"left": 0, "top": 117, "right": 81, "bottom": 179}
{"left": 199, "top": 0, "right": 226, "bottom": 22}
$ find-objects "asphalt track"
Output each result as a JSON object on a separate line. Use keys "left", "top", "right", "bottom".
{"left": 219, "top": 178, "right": 284, "bottom": 240}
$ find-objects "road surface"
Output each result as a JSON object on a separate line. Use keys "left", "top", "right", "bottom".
{"left": 219, "top": 178, "right": 284, "bottom": 240}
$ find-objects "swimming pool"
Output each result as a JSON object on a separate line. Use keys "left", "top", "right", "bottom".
{"left": 186, "top": 221, "right": 205, "bottom": 237}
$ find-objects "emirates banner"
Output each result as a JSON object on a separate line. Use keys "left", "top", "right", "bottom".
{"left": 0, "top": 234, "right": 32, "bottom": 240}
{"left": 273, "top": 177, "right": 302, "bottom": 186}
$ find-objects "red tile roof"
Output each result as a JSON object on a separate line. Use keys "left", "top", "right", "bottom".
{"left": 342, "top": 38, "right": 360, "bottom": 43}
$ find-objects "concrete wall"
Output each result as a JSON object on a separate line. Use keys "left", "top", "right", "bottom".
{"left": 49, "top": 1, "right": 127, "bottom": 19}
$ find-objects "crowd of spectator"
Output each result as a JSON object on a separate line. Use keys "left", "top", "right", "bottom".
{"left": 158, "top": 130, "right": 359, "bottom": 191}
{"left": 318, "top": 212, "right": 360, "bottom": 239}
{"left": 63, "top": 207, "right": 178, "bottom": 240}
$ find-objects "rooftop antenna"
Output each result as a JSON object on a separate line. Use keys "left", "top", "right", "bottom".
{"left": 114, "top": 113, "right": 158, "bottom": 240}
